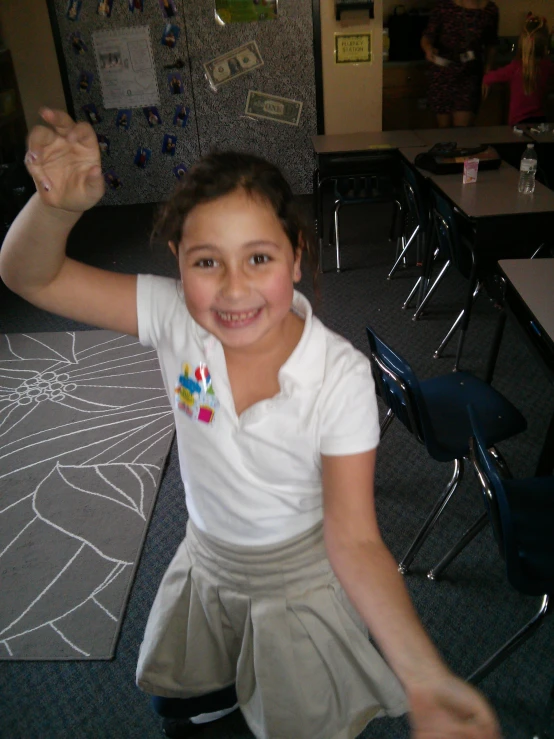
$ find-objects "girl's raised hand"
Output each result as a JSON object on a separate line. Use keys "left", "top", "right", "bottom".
{"left": 25, "top": 108, "right": 105, "bottom": 213}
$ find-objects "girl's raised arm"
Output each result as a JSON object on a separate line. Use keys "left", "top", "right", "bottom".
{"left": 322, "top": 451, "right": 501, "bottom": 738}
{"left": 0, "top": 109, "right": 138, "bottom": 337}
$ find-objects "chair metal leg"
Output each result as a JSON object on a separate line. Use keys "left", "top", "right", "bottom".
{"left": 412, "top": 260, "right": 451, "bottom": 321}
{"left": 402, "top": 276, "right": 422, "bottom": 311}
{"left": 427, "top": 511, "right": 488, "bottom": 580}
{"left": 453, "top": 264, "right": 480, "bottom": 370}
{"left": 334, "top": 201, "right": 341, "bottom": 272}
{"left": 380, "top": 409, "right": 395, "bottom": 439}
{"left": 468, "top": 594, "right": 551, "bottom": 685}
{"left": 433, "top": 281, "right": 482, "bottom": 361}
{"left": 531, "top": 242, "right": 546, "bottom": 259}
{"left": 398, "top": 458, "right": 464, "bottom": 575}
{"left": 388, "top": 225, "right": 419, "bottom": 280}
{"left": 433, "top": 307, "right": 465, "bottom": 358}
{"left": 415, "top": 224, "right": 436, "bottom": 310}
{"left": 488, "top": 446, "right": 513, "bottom": 478}
{"left": 402, "top": 245, "right": 440, "bottom": 311}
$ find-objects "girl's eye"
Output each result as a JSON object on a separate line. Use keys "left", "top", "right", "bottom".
{"left": 250, "top": 254, "right": 270, "bottom": 265}
{"left": 196, "top": 258, "right": 217, "bottom": 268}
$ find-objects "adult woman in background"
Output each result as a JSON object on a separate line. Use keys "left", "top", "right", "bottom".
{"left": 421, "top": 0, "right": 499, "bottom": 127}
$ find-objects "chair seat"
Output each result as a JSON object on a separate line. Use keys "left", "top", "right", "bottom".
{"left": 503, "top": 476, "right": 554, "bottom": 594}
{"left": 420, "top": 371, "right": 527, "bottom": 463}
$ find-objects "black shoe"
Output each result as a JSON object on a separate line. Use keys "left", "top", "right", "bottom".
{"left": 162, "top": 718, "right": 205, "bottom": 738}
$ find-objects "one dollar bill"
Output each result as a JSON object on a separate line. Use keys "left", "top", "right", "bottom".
{"left": 245, "top": 90, "right": 303, "bottom": 126}
{"left": 204, "top": 41, "right": 263, "bottom": 88}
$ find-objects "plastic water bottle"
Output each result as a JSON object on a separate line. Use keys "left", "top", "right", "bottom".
{"left": 518, "top": 143, "right": 538, "bottom": 194}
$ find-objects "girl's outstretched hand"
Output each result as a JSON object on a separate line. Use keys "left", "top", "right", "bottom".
{"left": 25, "top": 108, "right": 105, "bottom": 213}
{"left": 408, "top": 674, "right": 502, "bottom": 738}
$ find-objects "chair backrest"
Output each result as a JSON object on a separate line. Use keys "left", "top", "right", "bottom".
{"left": 334, "top": 176, "right": 374, "bottom": 200}
{"left": 468, "top": 405, "right": 553, "bottom": 596}
{"left": 430, "top": 189, "right": 474, "bottom": 278}
{"left": 366, "top": 325, "right": 434, "bottom": 446}
{"left": 401, "top": 160, "right": 429, "bottom": 228}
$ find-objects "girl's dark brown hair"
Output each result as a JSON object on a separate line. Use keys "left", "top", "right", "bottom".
{"left": 152, "top": 151, "right": 319, "bottom": 279}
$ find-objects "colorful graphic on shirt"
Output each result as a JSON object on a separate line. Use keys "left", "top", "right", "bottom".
{"left": 175, "top": 362, "right": 219, "bottom": 424}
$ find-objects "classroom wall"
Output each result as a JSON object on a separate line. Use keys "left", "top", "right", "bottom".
{"left": 497, "top": 1, "right": 552, "bottom": 36}
{"left": 0, "top": 0, "right": 66, "bottom": 130}
{"left": 1, "top": 1, "right": 552, "bottom": 143}
{"left": 320, "top": 0, "right": 383, "bottom": 135}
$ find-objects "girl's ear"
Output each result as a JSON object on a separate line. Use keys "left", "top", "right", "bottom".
{"left": 168, "top": 240, "right": 178, "bottom": 259}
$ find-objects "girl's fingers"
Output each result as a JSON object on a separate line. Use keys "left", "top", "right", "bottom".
{"left": 28, "top": 123, "right": 57, "bottom": 152}
{"left": 39, "top": 107, "right": 76, "bottom": 136}
{"left": 24, "top": 157, "right": 52, "bottom": 192}
{"left": 67, "top": 120, "right": 99, "bottom": 149}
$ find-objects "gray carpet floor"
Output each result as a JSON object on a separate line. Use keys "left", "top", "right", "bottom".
{"left": 0, "top": 197, "right": 552, "bottom": 738}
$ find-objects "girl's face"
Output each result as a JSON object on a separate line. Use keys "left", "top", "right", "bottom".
{"left": 172, "top": 188, "right": 302, "bottom": 354}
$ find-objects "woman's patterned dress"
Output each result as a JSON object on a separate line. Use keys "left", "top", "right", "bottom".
{"left": 423, "top": 0, "right": 499, "bottom": 114}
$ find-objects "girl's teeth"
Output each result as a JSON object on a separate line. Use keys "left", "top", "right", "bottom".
{"left": 218, "top": 309, "right": 258, "bottom": 322}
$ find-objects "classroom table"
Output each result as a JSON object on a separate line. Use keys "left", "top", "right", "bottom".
{"left": 399, "top": 151, "right": 554, "bottom": 248}
{"left": 412, "top": 125, "right": 533, "bottom": 147}
{"left": 399, "top": 149, "right": 554, "bottom": 367}
{"left": 312, "top": 127, "right": 554, "bottom": 270}
{"left": 312, "top": 129, "right": 425, "bottom": 155}
{"left": 522, "top": 123, "right": 554, "bottom": 145}
{"left": 496, "top": 258, "right": 554, "bottom": 475}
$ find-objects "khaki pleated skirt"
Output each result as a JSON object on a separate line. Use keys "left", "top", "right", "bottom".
{"left": 136, "top": 521, "right": 407, "bottom": 739}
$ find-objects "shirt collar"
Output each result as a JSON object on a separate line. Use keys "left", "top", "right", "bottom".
{"left": 278, "top": 290, "right": 326, "bottom": 390}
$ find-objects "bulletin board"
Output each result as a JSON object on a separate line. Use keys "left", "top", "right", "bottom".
{"left": 46, "top": 0, "right": 317, "bottom": 203}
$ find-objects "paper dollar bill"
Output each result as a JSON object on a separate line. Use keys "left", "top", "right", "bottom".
{"left": 204, "top": 41, "right": 263, "bottom": 88}
{"left": 245, "top": 91, "right": 303, "bottom": 126}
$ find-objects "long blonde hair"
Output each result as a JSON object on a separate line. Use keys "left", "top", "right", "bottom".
{"left": 518, "top": 13, "right": 550, "bottom": 95}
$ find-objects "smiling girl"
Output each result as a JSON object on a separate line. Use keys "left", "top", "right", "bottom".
{"left": 0, "top": 108, "right": 500, "bottom": 739}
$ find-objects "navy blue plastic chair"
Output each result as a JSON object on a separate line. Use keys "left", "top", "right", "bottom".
{"left": 410, "top": 188, "right": 482, "bottom": 370}
{"left": 366, "top": 326, "right": 527, "bottom": 574}
{"left": 462, "top": 406, "right": 554, "bottom": 685}
{"left": 393, "top": 159, "right": 431, "bottom": 287}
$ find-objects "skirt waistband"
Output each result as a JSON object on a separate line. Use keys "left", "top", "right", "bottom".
{"left": 185, "top": 520, "right": 332, "bottom": 594}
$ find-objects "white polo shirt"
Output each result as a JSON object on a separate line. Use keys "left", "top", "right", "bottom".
{"left": 137, "top": 275, "right": 380, "bottom": 545}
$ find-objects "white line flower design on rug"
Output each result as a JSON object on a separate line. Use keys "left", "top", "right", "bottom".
{"left": 0, "top": 331, "right": 174, "bottom": 660}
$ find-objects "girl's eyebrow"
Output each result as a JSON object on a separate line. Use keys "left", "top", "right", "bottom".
{"left": 243, "top": 240, "right": 280, "bottom": 249}
{"left": 183, "top": 243, "right": 217, "bottom": 255}
{"left": 184, "top": 240, "right": 280, "bottom": 254}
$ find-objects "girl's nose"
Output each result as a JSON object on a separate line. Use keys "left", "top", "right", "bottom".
{"left": 221, "top": 265, "right": 249, "bottom": 299}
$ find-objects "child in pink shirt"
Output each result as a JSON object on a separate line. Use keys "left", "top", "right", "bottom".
{"left": 483, "top": 14, "right": 554, "bottom": 126}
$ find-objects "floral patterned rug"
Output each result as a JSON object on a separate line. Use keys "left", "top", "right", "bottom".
{"left": 0, "top": 330, "right": 174, "bottom": 660}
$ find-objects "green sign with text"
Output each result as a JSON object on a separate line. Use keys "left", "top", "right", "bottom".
{"left": 335, "top": 33, "right": 372, "bottom": 63}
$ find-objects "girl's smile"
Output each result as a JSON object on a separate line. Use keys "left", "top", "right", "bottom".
{"left": 214, "top": 307, "right": 263, "bottom": 327}
{"left": 173, "top": 188, "right": 302, "bottom": 354}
